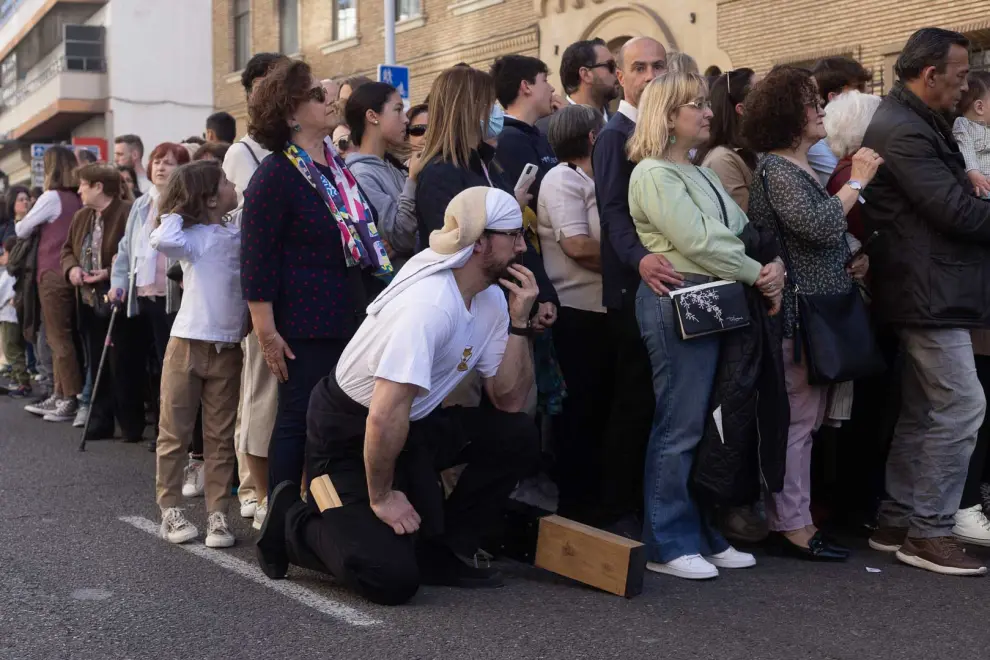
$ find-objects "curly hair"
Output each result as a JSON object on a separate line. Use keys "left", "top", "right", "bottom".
{"left": 248, "top": 59, "right": 315, "bottom": 152}
{"left": 740, "top": 66, "right": 819, "bottom": 153}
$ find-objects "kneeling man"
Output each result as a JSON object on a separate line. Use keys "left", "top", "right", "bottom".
{"left": 257, "top": 187, "right": 541, "bottom": 605}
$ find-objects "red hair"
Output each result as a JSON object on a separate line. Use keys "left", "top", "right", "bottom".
{"left": 146, "top": 142, "right": 191, "bottom": 180}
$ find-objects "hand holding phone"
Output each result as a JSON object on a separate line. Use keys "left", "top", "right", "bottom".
{"left": 515, "top": 163, "right": 538, "bottom": 195}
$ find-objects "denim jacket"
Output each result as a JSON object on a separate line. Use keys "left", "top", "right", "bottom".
{"left": 110, "top": 192, "right": 180, "bottom": 318}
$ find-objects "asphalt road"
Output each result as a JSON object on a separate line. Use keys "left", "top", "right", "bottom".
{"left": 3, "top": 394, "right": 990, "bottom": 660}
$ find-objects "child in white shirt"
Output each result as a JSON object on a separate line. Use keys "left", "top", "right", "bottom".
{"left": 148, "top": 161, "right": 245, "bottom": 548}
{"left": 952, "top": 71, "right": 990, "bottom": 198}
{"left": 0, "top": 237, "right": 30, "bottom": 395}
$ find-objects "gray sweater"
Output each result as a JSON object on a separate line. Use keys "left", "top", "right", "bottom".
{"left": 344, "top": 153, "right": 418, "bottom": 256}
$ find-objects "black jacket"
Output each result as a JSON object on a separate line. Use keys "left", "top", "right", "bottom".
{"left": 415, "top": 142, "right": 559, "bottom": 306}
{"left": 494, "top": 116, "right": 558, "bottom": 213}
{"left": 861, "top": 83, "right": 990, "bottom": 328}
{"left": 592, "top": 111, "right": 648, "bottom": 310}
{"left": 692, "top": 225, "right": 788, "bottom": 505}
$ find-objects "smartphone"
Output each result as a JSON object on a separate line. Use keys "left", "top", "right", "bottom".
{"left": 846, "top": 230, "right": 879, "bottom": 267}
{"left": 514, "top": 163, "right": 539, "bottom": 194}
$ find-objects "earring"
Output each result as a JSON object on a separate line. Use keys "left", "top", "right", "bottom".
{"left": 372, "top": 120, "right": 380, "bottom": 125}
{"left": 669, "top": 135, "right": 677, "bottom": 145}
{"left": 291, "top": 122, "right": 302, "bottom": 132}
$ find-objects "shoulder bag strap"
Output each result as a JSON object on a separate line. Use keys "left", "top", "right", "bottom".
{"left": 241, "top": 140, "right": 261, "bottom": 166}
{"left": 699, "top": 170, "right": 729, "bottom": 227}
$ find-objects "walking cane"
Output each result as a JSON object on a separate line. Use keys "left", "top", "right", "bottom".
{"left": 78, "top": 295, "right": 121, "bottom": 452}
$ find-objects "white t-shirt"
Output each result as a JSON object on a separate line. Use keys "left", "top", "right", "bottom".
{"left": 335, "top": 270, "right": 510, "bottom": 421}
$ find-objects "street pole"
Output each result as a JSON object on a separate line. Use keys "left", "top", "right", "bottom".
{"left": 384, "top": 0, "right": 396, "bottom": 66}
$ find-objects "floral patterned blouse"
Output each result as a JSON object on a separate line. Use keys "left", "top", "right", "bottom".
{"left": 747, "top": 154, "right": 853, "bottom": 338}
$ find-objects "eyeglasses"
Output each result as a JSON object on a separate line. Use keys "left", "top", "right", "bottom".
{"left": 678, "top": 98, "right": 711, "bottom": 111}
{"left": 806, "top": 99, "right": 825, "bottom": 111}
{"left": 407, "top": 124, "right": 427, "bottom": 137}
{"left": 587, "top": 60, "right": 617, "bottom": 74}
{"left": 336, "top": 137, "right": 351, "bottom": 152}
{"left": 485, "top": 227, "right": 525, "bottom": 240}
{"left": 308, "top": 85, "right": 328, "bottom": 104}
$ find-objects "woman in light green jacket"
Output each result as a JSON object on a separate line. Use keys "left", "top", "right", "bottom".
{"left": 627, "top": 72, "right": 784, "bottom": 581}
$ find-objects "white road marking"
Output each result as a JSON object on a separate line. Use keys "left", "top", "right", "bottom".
{"left": 119, "top": 515, "right": 381, "bottom": 627}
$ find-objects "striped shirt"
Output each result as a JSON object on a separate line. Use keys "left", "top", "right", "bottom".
{"left": 953, "top": 116, "right": 990, "bottom": 177}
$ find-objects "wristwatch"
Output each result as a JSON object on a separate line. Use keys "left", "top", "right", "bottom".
{"left": 509, "top": 320, "right": 533, "bottom": 337}
{"left": 846, "top": 180, "right": 863, "bottom": 191}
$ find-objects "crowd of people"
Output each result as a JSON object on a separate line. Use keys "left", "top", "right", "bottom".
{"left": 2, "top": 25, "right": 990, "bottom": 603}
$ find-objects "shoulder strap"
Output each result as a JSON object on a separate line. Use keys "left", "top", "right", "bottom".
{"left": 699, "top": 169, "right": 729, "bottom": 227}
{"left": 757, "top": 160, "right": 799, "bottom": 291}
{"left": 241, "top": 140, "right": 261, "bottom": 166}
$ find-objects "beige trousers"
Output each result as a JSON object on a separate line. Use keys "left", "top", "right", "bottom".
{"left": 157, "top": 338, "right": 241, "bottom": 513}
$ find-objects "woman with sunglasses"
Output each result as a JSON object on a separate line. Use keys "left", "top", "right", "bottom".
{"left": 241, "top": 59, "right": 391, "bottom": 498}
{"left": 693, "top": 69, "right": 758, "bottom": 212}
{"left": 628, "top": 72, "right": 784, "bottom": 580}
{"left": 406, "top": 103, "right": 428, "bottom": 154}
{"left": 344, "top": 82, "right": 419, "bottom": 259}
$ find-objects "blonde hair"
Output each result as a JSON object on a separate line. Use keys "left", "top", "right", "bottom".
{"left": 627, "top": 72, "right": 708, "bottom": 163}
{"left": 418, "top": 66, "right": 497, "bottom": 169}
{"left": 43, "top": 146, "right": 79, "bottom": 191}
{"left": 823, "top": 90, "right": 882, "bottom": 159}
{"left": 667, "top": 51, "right": 700, "bottom": 75}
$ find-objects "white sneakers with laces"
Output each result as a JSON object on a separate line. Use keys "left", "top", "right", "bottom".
{"left": 43, "top": 397, "right": 79, "bottom": 422}
{"left": 205, "top": 512, "right": 235, "bottom": 548}
{"left": 160, "top": 507, "right": 198, "bottom": 544}
{"left": 240, "top": 496, "right": 258, "bottom": 519}
{"left": 953, "top": 504, "right": 990, "bottom": 546}
{"left": 73, "top": 404, "right": 90, "bottom": 428}
{"left": 251, "top": 497, "right": 268, "bottom": 531}
{"left": 647, "top": 546, "right": 756, "bottom": 580}
{"left": 24, "top": 394, "right": 58, "bottom": 416}
{"left": 181, "top": 460, "right": 205, "bottom": 498}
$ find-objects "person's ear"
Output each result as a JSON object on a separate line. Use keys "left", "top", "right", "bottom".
{"left": 923, "top": 65, "right": 938, "bottom": 88}
{"left": 827, "top": 91, "right": 838, "bottom": 103}
{"left": 735, "top": 102, "right": 745, "bottom": 116}
{"left": 207, "top": 195, "right": 218, "bottom": 209}
{"left": 366, "top": 108, "right": 380, "bottom": 127}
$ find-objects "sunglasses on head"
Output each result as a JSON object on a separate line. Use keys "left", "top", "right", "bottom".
{"left": 308, "top": 85, "right": 328, "bottom": 104}
{"left": 407, "top": 124, "right": 427, "bottom": 137}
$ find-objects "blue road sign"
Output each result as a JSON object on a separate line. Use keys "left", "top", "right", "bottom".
{"left": 31, "top": 143, "right": 52, "bottom": 159}
{"left": 377, "top": 64, "right": 410, "bottom": 100}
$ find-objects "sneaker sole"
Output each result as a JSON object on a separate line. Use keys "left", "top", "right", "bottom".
{"left": 706, "top": 557, "right": 756, "bottom": 569}
{"left": 894, "top": 550, "right": 988, "bottom": 576}
{"left": 42, "top": 414, "right": 75, "bottom": 422}
{"left": 252, "top": 516, "right": 265, "bottom": 531}
{"left": 205, "top": 535, "right": 235, "bottom": 548}
{"left": 163, "top": 528, "right": 198, "bottom": 544}
{"left": 181, "top": 488, "right": 205, "bottom": 498}
{"left": 952, "top": 530, "right": 990, "bottom": 547}
{"left": 646, "top": 561, "right": 718, "bottom": 580}
{"left": 868, "top": 539, "right": 902, "bottom": 553}
{"left": 24, "top": 406, "right": 51, "bottom": 415}
{"left": 240, "top": 504, "right": 257, "bottom": 519}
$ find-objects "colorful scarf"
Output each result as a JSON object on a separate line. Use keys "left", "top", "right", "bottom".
{"left": 283, "top": 142, "right": 393, "bottom": 281}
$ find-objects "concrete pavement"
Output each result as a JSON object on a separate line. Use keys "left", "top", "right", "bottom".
{"left": 2, "top": 395, "right": 989, "bottom": 660}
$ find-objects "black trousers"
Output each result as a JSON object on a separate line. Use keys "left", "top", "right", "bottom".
{"left": 599, "top": 295, "right": 655, "bottom": 523}
{"left": 551, "top": 306, "right": 614, "bottom": 523}
{"left": 284, "top": 373, "right": 540, "bottom": 605}
{"left": 961, "top": 355, "right": 990, "bottom": 509}
{"left": 268, "top": 338, "right": 350, "bottom": 497}
{"left": 80, "top": 303, "right": 147, "bottom": 440}
{"left": 140, "top": 296, "right": 203, "bottom": 453}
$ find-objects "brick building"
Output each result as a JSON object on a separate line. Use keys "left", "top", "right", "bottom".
{"left": 213, "top": 1, "right": 990, "bottom": 136}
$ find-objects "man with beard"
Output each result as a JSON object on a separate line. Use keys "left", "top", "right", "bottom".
{"left": 537, "top": 38, "right": 621, "bottom": 134}
{"left": 256, "top": 187, "right": 541, "bottom": 605}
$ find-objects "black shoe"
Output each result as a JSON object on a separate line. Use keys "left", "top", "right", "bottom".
{"left": 768, "top": 531, "right": 849, "bottom": 562}
{"left": 83, "top": 423, "right": 116, "bottom": 441}
{"left": 120, "top": 434, "right": 144, "bottom": 444}
{"left": 146, "top": 439, "right": 157, "bottom": 453}
{"left": 418, "top": 544, "right": 504, "bottom": 589}
{"left": 256, "top": 481, "right": 300, "bottom": 580}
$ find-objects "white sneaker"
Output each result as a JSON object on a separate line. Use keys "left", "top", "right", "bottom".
{"left": 205, "top": 511, "right": 235, "bottom": 548}
{"left": 240, "top": 496, "right": 258, "bottom": 519}
{"left": 72, "top": 404, "right": 90, "bottom": 428}
{"left": 43, "top": 397, "right": 78, "bottom": 422}
{"left": 181, "top": 460, "right": 205, "bottom": 498}
{"left": 953, "top": 504, "right": 990, "bottom": 547}
{"left": 706, "top": 546, "right": 756, "bottom": 569}
{"left": 24, "top": 394, "right": 58, "bottom": 416}
{"left": 252, "top": 497, "right": 268, "bottom": 531}
{"left": 160, "top": 507, "right": 198, "bottom": 544}
{"left": 647, "top": 554, "right": 719, "bottom": 580}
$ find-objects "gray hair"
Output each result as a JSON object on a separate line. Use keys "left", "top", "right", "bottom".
{"left": 547, "top": 104, "right": 604, "bottom": 161}
{"left": 667, "top": 51, "right": 699, "bottom": 75}
{"left": 824, "top": 90, "right": 882, "bottom": 158}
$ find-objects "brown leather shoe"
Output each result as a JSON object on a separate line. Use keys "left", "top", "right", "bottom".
{"left": 868, "top": 526, "right": 908, "bottom": 552}
{"left": 719, "top": 505, "right": 769, "bottom": 545}
{"left": 895, "top": 536, "right": 988, "bottom": 576}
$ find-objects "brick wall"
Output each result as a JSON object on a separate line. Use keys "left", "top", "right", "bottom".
{"left": 718, "top": 0, "right": 990, "bottom": 85}
{"left": 213, "top": 0, "right": 540, "bottom": 136}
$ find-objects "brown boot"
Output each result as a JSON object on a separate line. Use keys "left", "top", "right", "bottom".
{"left": 868, "top": 526, "right": 908, "bottom": 553}
{"left": 895, "top": 536, "right": 988, "bottom": 576}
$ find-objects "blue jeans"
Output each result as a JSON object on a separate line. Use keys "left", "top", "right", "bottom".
{"left": 635, "top": 282, "right": 728, "bottom": 563}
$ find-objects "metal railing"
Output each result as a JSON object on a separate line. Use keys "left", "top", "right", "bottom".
{"left": 0, "top": 51, "right": 105, "bottom": 114}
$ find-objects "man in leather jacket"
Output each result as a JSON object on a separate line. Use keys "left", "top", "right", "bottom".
{"left": 861, "top": 27, "right": 990, "bottom": 577}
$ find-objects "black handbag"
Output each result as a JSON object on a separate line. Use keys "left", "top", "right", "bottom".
{"left": 758, "top": 167, "right": 885, "bottom": 385}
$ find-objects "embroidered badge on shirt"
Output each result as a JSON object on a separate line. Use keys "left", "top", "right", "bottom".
{"left": 457, "top": 346, "right": 474, "bottom": 372}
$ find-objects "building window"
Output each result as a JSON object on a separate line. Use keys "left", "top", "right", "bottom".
{"left": 279, "top": 0, "right": 299, "bottom": 54}
{"left": 233, "top": 0, "right": 251, "bottom": 70}
{"left": 334, "top": 0, "right": 356, "bottom": 41}
{"left": 395, "top": 0, "right": 420, "bottom": 22}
